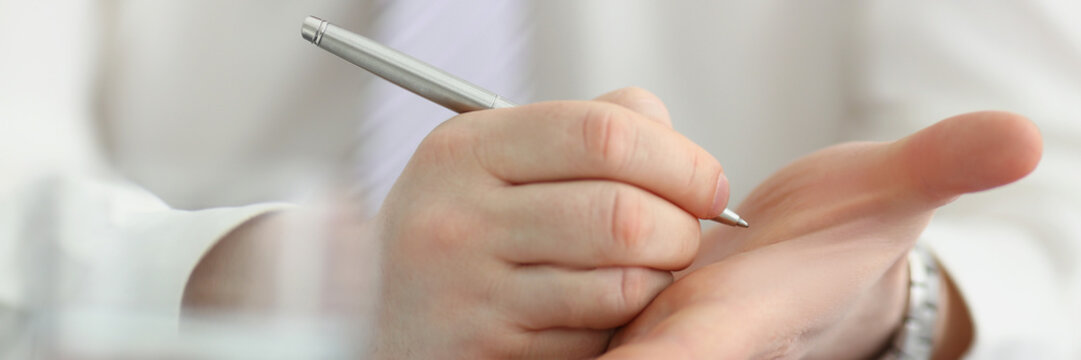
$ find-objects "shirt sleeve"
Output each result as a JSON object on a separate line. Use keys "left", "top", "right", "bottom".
{"left": 923, "top": 186, "right": 1081, "bottom": 358}
{"left": 853, "top": 2, "right": 1081, "bottom": 357}
{"left": 0, "top": 173, "right": 289, "bottom": 323}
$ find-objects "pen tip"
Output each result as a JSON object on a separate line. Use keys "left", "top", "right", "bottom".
{"left": 709, "top": 209, "right": 750, "bottom": 228}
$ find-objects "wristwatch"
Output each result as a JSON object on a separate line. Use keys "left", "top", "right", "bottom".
{"left": 881, "top": 242, "right": 941, "bottom": 360}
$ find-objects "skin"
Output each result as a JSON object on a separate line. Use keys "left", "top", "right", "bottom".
{"left": 602, "top": 110, "right": 1041, "bottom": 359}
{"left": 184, "top": 88, "right": 1041, "bottom": 359}
{"left": 185, "top": 87, "right": 729, "bottom": 359}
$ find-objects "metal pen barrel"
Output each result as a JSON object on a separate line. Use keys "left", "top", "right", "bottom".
{"left": 301, "top": 16, "right": 514, "bottom": 112}
{"left": 300, "top": 16, "right": 747, "bottom": 228}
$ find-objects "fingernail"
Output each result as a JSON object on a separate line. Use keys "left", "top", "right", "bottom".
{"left": 711, "top": 173, "right": 730, "bottom": 217}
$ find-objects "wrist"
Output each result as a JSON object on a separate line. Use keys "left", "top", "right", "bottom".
{"left": 804, "top": 257, "right": 910, "bottom": 360}
{"left": 882, "top": 245, "right": 974, "bottom": 360}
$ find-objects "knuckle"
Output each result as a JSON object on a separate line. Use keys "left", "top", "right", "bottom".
{"left": 604, "top": 186, "right": 654, "bottom": 258}
{"left": 617, "top": 86, "right": 661, "bottom": 105}
{"left": 414, "top": 117, "right": 478, "bottom": 165}
{"left": 686, "top": 150, "right": 724, "bottom": 201}
{"left": 685, "top": 150, "right": 702, "bottom": 189}
{"left": 580, "top": 105, "right": 638, "bottom": 173}
{"left": 616, "top": 268, "right": 641, "bottom": 311}
{"left": 619, "top": 85, "right": 653, "bottom": 98}
{"left": 670, "top": 214, "right": 702, "bottom": 268}
{"left": 612, "top": 268, "right": 664, "bottom": 314}
{"left": 611, "top": 87, "right": 670, "bottom": 126}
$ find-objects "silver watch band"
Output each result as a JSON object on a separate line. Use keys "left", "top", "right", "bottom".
{"left": 881, "top": 242, "right": 941, "bottom": 360}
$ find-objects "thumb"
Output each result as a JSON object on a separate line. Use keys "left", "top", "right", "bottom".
{"left": 894, "top": 111, "right": 1042, "bottom": 205}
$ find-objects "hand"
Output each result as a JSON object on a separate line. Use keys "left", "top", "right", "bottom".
{"left": 602, "top": 111, "right": 1042, "bottom": 359}
{"left": 373, "top": 87, "right": 729, "bottom": 358}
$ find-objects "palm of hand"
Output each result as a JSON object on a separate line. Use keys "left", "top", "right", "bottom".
{"left": 604, "top": 112, "right": 1042, "bottom": 359}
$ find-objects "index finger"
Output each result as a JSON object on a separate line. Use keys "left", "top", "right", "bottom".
{"left": 464, "top": 101, "right": 728, "bottom": 219}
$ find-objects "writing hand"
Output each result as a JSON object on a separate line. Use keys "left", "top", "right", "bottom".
{"left": 374, "top": 88, "right": 729, "bottom": 358}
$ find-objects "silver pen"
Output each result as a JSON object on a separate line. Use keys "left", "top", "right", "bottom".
{"left": 300, "top": 16, "right": 748, "bottom": 228}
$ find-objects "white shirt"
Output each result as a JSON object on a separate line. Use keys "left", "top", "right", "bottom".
{"left": 0, "top": 2, "right": 289, "bottom": 356}
{"left": 530, "top": 2, "right": 1081, "bottom": 357}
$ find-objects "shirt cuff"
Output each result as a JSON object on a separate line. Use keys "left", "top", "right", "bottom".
{"left": 923, "top": 221, "right": 1073, "bottom": 358}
